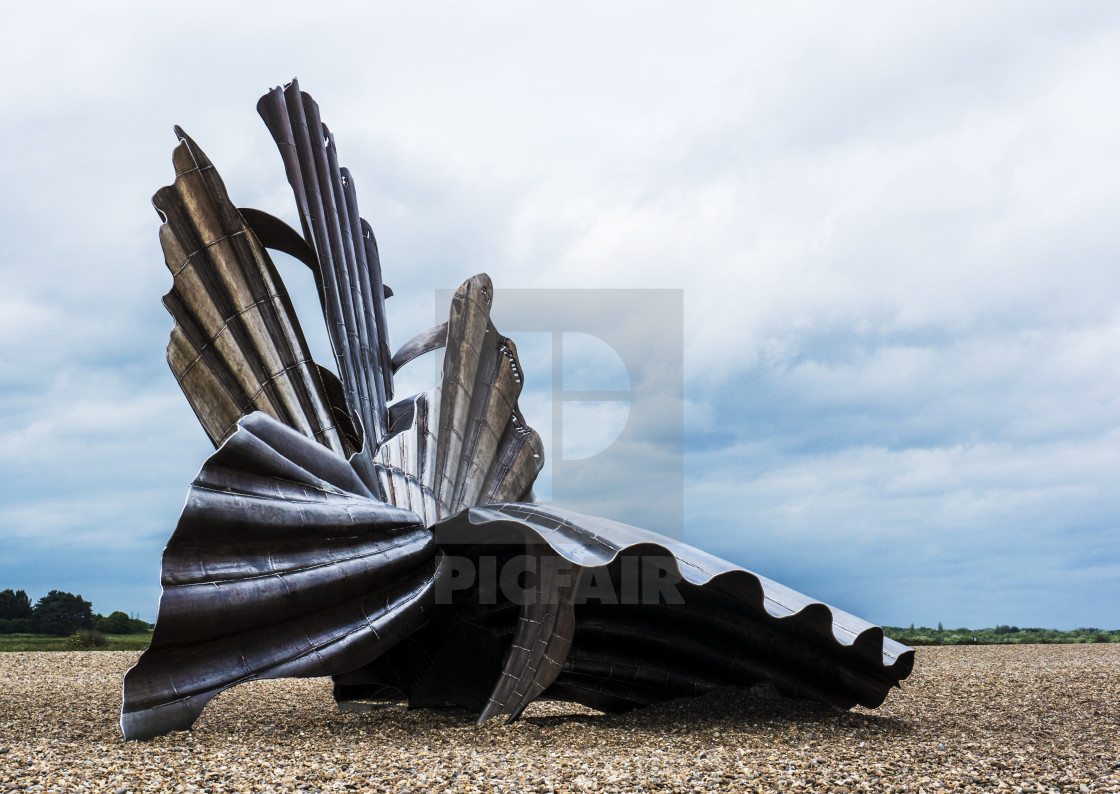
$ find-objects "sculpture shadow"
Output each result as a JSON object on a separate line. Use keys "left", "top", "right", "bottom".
{"left": 522, "top": 686, "right": 913, "bottom": 738}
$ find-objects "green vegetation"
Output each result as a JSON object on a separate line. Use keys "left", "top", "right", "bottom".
{"left": 0, "top": 588, "right": 34, "bottom": 633}
{"left": 95, "top": 610, "right": 151, "bottom": 635}
{"left": 26, "top": 590, "right": 94, "bottom": 635}
{"left": 1, "top": 589, "right": 153, "bottom": 643}
{"left": 0, "top": 631, "right": 152, "bottom": 652}
{"left": 0, "top": 589, "right": 33, "bottom": 619}
{"left": 885, "top": 625, "right": 1119, "bottom": 646}
{"left": 63, "top": 630, "right": 110, "bottom": 650}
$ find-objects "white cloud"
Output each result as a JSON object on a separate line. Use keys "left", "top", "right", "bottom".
{"left": 1, "top": 1, "right": 1118, "bottom": 626}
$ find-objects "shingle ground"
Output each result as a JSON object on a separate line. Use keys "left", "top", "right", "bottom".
{"left": 1, "top": 645, "right": 1117, "bottom": 792}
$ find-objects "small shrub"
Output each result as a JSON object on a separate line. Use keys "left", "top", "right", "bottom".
{"left": 1092, "top": 633, "right": 1111, "bottom": 643}
{"left": 63, "top": 630, "right": 108, "bottom": 650}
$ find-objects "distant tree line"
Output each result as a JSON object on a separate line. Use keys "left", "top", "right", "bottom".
{"left": 0, "top": 589, "right": 151, "bottom": 636}
{"left": 886, "top": 624, "right": 1118, "bottom": 646}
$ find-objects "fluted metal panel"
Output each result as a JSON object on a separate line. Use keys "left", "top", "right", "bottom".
{"left": 120, "top": 413, "right": 441, "bottom": 741}
{"left": 435, "top": 275, "right": 492, "bottom": 510}
{"left": 156, "top": 128, "right": 348, "bottom": 455}
{"left": 478, "top": 410, "right": 545, "bottom": 505}
{"left": 257, "top": 80, "right": 392, "bottom": 477}
{"left": 374, "top": 275, "right": 544, "bottom": 525}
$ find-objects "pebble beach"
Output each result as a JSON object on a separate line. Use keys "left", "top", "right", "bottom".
{"left": 1, "top": 645, "right": 1117, "bottom": 792}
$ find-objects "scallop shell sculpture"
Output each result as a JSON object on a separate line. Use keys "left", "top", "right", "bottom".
{"left": 121, "top": 79, "right": 913, "bottom": 741}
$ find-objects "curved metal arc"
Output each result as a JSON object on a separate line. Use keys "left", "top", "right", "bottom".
{"left": 391, "top": 322, "right": 448, "bottom": 373}
{"left": 238, "top": 207, "right": 320, "bottom": 272}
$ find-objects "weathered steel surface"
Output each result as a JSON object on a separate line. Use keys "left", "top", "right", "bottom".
{"left": 477, "top": 542, "right": 579, "bottom": 723}
{"left": 258, "top": 80, "right": 392, "bottom": 479}
{"left": 156, "top": 128, "right": 350, "bottom": 454}
{"left": 390, "top": 321, "right": 448, "bottom": 373}
{"left": 373, "top": 275, "right": 544, "bottom": 526}
{"left": 331, "top": 503, "right": 914, "bottom": 719}
{"left": 120, "top": 413, "right": 441, "bottom": 741}
{"left": 125, "top": 79, "right": 914, "bottom": 741}
{"left": 436, "top": 505, "right": 914, "bottom": 715}
{"left": 237, "top": 206, "right": 320, "bottom": 272}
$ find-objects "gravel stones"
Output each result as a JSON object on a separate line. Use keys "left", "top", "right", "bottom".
{"left": 1, "top": 645, "right": 1118, "bottom": 792}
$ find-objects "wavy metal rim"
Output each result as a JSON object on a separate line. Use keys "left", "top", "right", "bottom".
{"left": 456, "top": 503, "right": 915, "bottom": 672}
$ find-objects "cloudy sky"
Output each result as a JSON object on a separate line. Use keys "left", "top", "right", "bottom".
{"left": 1, "top": 2, "right": 1117, "bottom": 629}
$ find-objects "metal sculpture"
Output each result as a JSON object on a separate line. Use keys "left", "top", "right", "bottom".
{"left": 121, "top": 80, "right": 914, "bottom": 741}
